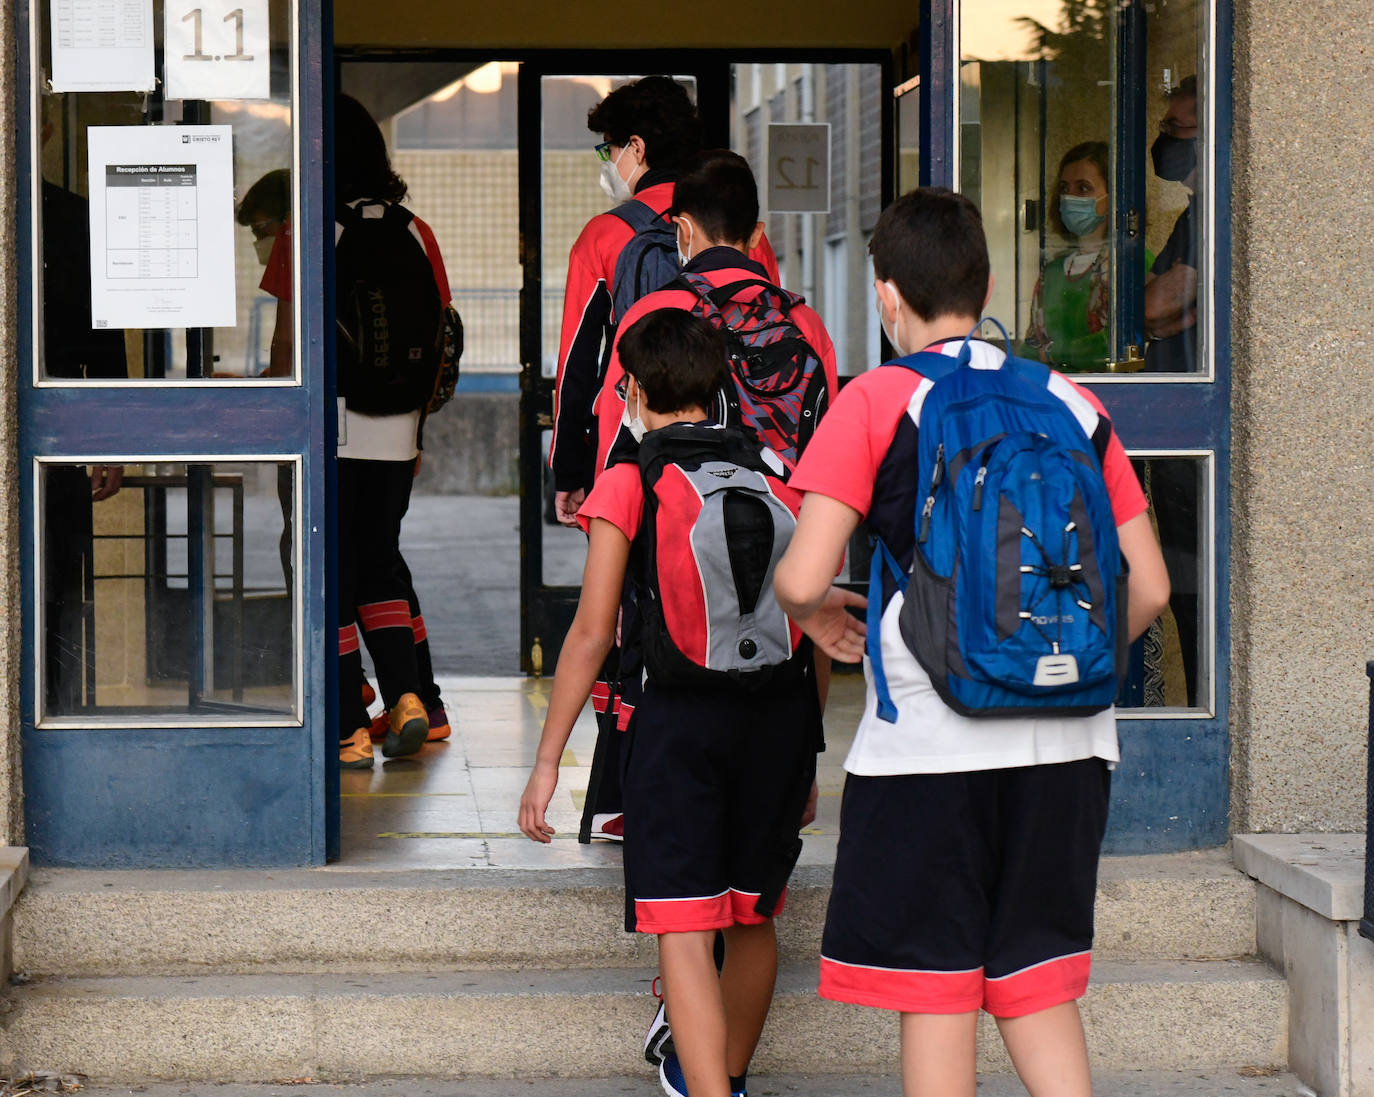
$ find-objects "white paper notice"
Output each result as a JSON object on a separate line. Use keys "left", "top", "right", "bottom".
{"left": 165, "top": 0, "right": 271, "bottom": 102}
{"left": 87, "top": 126, "right": 238, "bottom": 330}
{"left": 51, "top": 0, "right": 155, "bottom": 93}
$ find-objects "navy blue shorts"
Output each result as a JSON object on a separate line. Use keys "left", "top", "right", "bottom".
{"left": 621, "top": 677, "right": 821, "bottom": 934}
{"left": 819, "top": 758, "right": 1110, "bottom": 1018}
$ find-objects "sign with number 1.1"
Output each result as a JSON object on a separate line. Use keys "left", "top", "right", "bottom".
{"left": 165, "top": 0, "right": 270, "bottom": 102}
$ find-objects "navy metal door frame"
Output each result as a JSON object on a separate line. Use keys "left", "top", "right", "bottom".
{"left": 919, "top": 0, "right": 1234, "bottom": 852}
{"left": 15, "top": 0, "right": 335, "bottom": 867}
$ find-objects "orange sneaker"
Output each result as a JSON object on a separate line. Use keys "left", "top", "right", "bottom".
{"left": 383, "top": 692, "right": 428, "bottom": 758}
{"left": 339, "top": 728, "right": 374, "bottom": 770}
{"left": 367, "top": 709, "right": 391, "bottom": 742}
{"left": 426, "top": 704, "right": 452, "bottom": 742}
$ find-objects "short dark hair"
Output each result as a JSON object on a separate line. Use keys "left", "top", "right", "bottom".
{"left": 1048, "top": 141, "right": 1109, "bottom": 238}
{"left": 618, "top": 309, "right": 727, "bottom": 415}
{"left": 586, "top": 76, "right": 702, "bottom": 174}
{"left": 335, "top": 94, "right": 407, "bottom": 204}
{"left": 236, "top": 169, "right": 291, "bottom": 226}
{"left": 670, "top": 150, "right": 758, "bottom": 247}
{"left": 1169, "top": 75, "right": 1198, "bottom": 102}
{"left": 869, "top": 188, "right": 990, "bottom": 323}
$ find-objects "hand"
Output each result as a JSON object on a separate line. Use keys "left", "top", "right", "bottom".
{"left": 555, "top": 489, "right": 587, "bottom": 527}
{"left": 518, "top": 761, "right": 560, "bottom": 843}
{"left": 799, "top": 778, "right": 819, "bottom": 828}
{"left": 799, "top": 586, "right": 868, "bottom": 663}
{"left": 89, "top": 466, "right": 123, "bottom": 502}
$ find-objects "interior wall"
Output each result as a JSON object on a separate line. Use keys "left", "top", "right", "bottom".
{"left": 334, "top": 0, "right": 918, "bottom": 51}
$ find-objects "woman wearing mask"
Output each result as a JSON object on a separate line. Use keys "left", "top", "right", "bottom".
{"left": 1021, "top": 142, "right": 1154, "bottom": 373}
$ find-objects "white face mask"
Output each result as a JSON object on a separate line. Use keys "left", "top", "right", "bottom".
{"left": 621, "top": 384, "right": 647, "bottom": 444}
{"left": 253, "top": 235, "right": 276, "bottom": 267}
{"left": 876, "top": 279, "right": 903, "bottom": 355}
{"left": 676, "top": 218, "right": 693, "bottom": 268}
{"left": 599, "top": 145, "right": 636, "bottom": 203}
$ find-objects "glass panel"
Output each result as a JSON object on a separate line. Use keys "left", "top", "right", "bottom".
{"left": 538, "top": 74, "right": 698, "bottom": 585}
{"left": 40, "top": 460, "right": 297, "bottom": 722}
{"left": 1119, "top": 454, "right": 1210, "bottom": 712}
{"left": 959, "top": 0, "right": 1207, "bottom": 375}
{"left": 896, "top": 80, "right": 920, "bottom": 194}
{"left": 34, "top": 0, "right": 297, "bottom": 382}
{"left": 731, "top": 62, "right": 884, "bottom": 377}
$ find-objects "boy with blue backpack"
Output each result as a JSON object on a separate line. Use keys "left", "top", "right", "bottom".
{"left": 520, "top": 307, "right": 827, "bottom": 1097}
{"left": 774, "top": 188, "right": 1171, "bottom": 1097}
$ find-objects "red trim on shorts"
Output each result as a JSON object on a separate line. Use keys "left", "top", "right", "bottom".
{"left": 410, "top": 614, "right": 427, "bottom": 643}
{"left": 357, "top": 599, "right": 413, "bottom": 631}
{"left": 983, "top": 950, "right": 1092, "bottom": 1018}
{"left": 616, "top": 701, "right": 635, "bottom": 731}
{"left": 591, "top": 681, "right": 612, "bottom": 714}
{"left": 818, "top": 955, "right": 984, "bottom": 1014}
{"left": 338, "top": 624, "right": 359, "bottom": 656}
{"left": 729, "top": 887, "right": 787, "bottom": 924}
{"left": 633, "top": 891, "right": 733, "bottom": 934}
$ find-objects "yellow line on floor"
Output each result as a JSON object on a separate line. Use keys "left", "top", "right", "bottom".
{"left": 341, "top": 792, "right": 472, "bottom": 798}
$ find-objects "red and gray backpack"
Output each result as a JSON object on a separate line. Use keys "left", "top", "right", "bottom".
{"left": 675, "top": 272, "right": 831, "bottom": 476}
{"left": 628, "top": 421, "right": 805, "bottom": 691}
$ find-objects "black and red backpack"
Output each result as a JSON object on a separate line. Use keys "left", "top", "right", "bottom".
{"left": 335, "top": 200, "right": 445, "bottom": 417}
{"left": 626, "top": 421, "right": 806, "bottom": 691}
{"left": 675, "top": 272, "right": 832, "bottom": 476}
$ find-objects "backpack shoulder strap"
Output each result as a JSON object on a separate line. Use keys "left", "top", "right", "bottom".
{"left": 866, "top": 536, "right": 907, "bottom": 724}
{"left": 883, "top": 350, "right": 961, "bottom": 385}
{"left": 608, "top": 199, "right": 664, "bottom": 233}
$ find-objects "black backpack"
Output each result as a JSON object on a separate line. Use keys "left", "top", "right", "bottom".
{"left": 335, "top": 201, "right": 444, "bottom": 416}
{"left": 608, "top": 199, "right": 680, "bottom": 325}
{"left": 629, "top": 422, "right": 806, "bottom": 692}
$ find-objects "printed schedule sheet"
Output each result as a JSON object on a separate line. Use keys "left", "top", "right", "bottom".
{"left": 87, "top": 125, "right": 237, "bottom": 329}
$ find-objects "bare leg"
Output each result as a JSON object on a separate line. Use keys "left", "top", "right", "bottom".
{"left": 659, "top": 930, "right": 731, "bottom": 1097}
{"left": 720, "top": 920, "right": 779, "bottom": 1077}
{"left": 996, "top": 1000, "right": 1093, "bottom": 1097}
{"left": 900, "top": 1011, "right": 978, "bottom": 1097}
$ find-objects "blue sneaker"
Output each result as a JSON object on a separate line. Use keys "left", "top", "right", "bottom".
{"left": 658, "top": 1052, "right": 745, "bottom": 1097}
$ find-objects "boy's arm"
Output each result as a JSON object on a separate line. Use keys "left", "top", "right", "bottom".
{"left": 775, "top": 493, "right": 868, "bottom": 664}
{"left": 1117, "top": 510, "right": 1171, "bottom": 641}
{"left": 518, "top": 517, "right": 630, "bottom": 843}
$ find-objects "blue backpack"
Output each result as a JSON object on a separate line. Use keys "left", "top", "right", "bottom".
{"left": 608, "top": 199, "right": 680, "bottom": 325}
{"left": 869, "top": 320, "right": 1128, "bottom": 721}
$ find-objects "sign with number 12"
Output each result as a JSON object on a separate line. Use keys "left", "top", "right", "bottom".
{"left": 165, "top": 0, "right": 270, "bottom": 101}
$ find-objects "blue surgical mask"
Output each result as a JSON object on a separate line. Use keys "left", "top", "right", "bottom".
{"left": 1059, "top": 194, "right": 1105, "bottom": 237}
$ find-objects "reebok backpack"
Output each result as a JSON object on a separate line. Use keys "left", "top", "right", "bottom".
{"left": 868, "top": 320, "right": 1129, "bottom": 721}
{"left": 608, "top": 199, "right": 680, "bottom": 325}
{"left": 631, "top": 422, "right": 805, "bottom": 691}
{"left": 676, "top": 273, "right": 831, "bottom": 475}
{"left": 335, "top": 201, "right": 444, "bottom": 417}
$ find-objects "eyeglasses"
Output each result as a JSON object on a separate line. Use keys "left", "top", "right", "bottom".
{"left": 615, "top": 375, "right": 629, "bottom": 399}
{"left": 594, "top": 141, "right": 614, "bottom": 162}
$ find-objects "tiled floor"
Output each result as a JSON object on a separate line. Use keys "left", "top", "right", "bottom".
{"left": 334, "top": 672, "right": 864, "bottom": 870}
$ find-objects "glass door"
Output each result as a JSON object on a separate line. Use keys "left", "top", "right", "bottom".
{"left": 951, "top": 0, "right": 1228, "bottom": 851}
{"left": 517, "top": 59, "right": 721, "bottom": 674}
{"left": 18, "top": 0, "right": 330, "bottom": 866}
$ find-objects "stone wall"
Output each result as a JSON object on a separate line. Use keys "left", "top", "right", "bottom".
{"left": 1230, "top": 0, "right": 1374, "bottom": 832}
{"left": 0, "top": 0, "right": 22, "bottom": 847}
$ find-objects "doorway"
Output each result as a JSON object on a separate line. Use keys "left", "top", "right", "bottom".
{"left": 329, "top": 51, "right": 891, "bottom": 865}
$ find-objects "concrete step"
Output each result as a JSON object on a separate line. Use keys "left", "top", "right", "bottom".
{"left": 0, "top": 960, "right": 1287, "bottom": 1083}
{"left": 71, "top": 1069, "right": 1306, "bottom": 1097}
{"left": 13, "top": 850, "right": 1256, "bottom": 978}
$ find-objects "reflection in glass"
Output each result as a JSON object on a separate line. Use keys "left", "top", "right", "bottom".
{"left": 41, "top": 461, "right": 297, "bottom": 720}
{"left": 959, "top": 0, "right": 1205, "bottom": 375}
{"left": 36, "top": 0, "right": 296, "bottom": 382}
{"left": 730, "top": 63, "right": 884, "bottom": 377}
{"left": 1118, "top": 456, "right": 1206, "bottom": 711}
